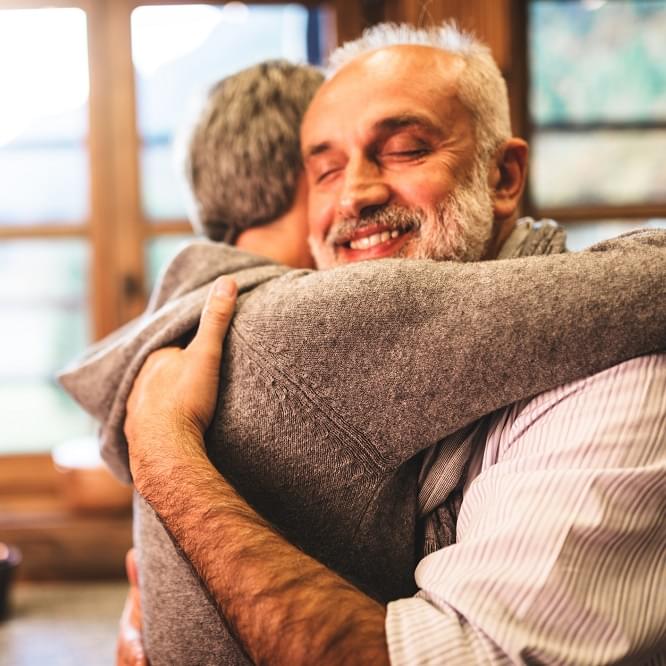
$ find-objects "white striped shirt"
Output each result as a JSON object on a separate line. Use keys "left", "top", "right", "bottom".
{"left": 387, "top": 354, "right": 666, "bottom": 665}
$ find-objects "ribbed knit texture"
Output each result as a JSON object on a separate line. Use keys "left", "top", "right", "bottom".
{"left": 59, "top": 223, "right": 666, "bottom": 665}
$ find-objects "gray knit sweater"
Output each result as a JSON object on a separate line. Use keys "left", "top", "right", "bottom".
{"left": 60, "top": 226, "right": 666, "bottom": 665}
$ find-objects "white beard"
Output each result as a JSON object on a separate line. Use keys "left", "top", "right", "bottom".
{"left": 409, "top": 157, "right": 495, "bottom": 263}
{"left": 309, "top": 155, "right": 496, "bottom": 268}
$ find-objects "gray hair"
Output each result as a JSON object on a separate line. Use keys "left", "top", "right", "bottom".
{"left": 183, "top": 60, "right": 324, "bottom": 243}
{"left": 328, "top": 22, "right": 511, "bottom": 161}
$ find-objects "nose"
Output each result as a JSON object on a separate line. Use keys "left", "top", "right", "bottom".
{"left": 337, "top": 154, "right": 390, "bottom": 219}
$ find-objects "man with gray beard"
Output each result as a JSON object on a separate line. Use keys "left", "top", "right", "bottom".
{"left": 307, "top": 113, "right": 497, "bottom": 268}
{"left": 67, "top": 23, "right": 666, "bottom": 666}
{"left": 314, "top": 165, "right": 495, "bottom": 266}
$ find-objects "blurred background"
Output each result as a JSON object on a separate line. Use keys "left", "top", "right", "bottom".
{"left": 0, "top": 0, "right": 665, "bottom": 662}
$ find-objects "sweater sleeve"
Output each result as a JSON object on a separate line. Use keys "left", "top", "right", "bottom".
{"left": 234, "top": 230, "right": 666, "bottom": 467}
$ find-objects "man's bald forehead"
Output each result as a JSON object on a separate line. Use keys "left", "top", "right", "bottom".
{"left": 321, "top": 44, "right": 464, "bottom": 99}
{"left": 301, "top": 44, "right": 465, "bottom": 147}
{"left": 340, "top": 43, "right": 465, "bottom": 74}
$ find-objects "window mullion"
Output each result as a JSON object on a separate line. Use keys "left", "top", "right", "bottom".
{"left": 108, "top": 0, "right": 147, "bottom": 326}
{"left": 87, "top": 0, "right": 123, "bottom": 339}
{"left": 88, "top": 0, "right": 146, "bottom": 342}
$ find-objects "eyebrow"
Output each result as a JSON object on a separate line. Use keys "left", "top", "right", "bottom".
{"left": 373, "top": 114, "right": 441, "bottom": 136}
{"left": 304, "top": 141, "right": 332, "bottom": 160}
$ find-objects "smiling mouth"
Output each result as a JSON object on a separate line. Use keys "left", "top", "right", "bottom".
{"left": 334, "top": 223, "right": 416, "bottom": 253}
{"left": 348, "top": 229, "right": 401, "bottom": 250}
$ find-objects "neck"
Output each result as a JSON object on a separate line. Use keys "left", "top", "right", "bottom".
{"left": 236, "top": 212, "right": 313, "bottom": 270}
{"left": 236, "top": 215, "right": 292, "bottom": 261}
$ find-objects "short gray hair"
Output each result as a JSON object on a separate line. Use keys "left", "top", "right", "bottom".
{"left": 328, "top": 22, "right": 511, "bottom": 161}
{"left": 183, "top": 60, "right": 324, "bottom": 243}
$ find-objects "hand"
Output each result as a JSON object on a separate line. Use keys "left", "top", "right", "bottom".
{"left": 116, "top": 549, "right": 149, "bottom": 666}
{"left": 125, "top": 276, "right": 237, "bottom": 493}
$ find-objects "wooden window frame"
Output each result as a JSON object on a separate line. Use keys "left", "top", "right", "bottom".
{"left": 520, "top": 0, "right": 666, "bottom": 224}
{"left": 0, "top": 0, "right": 369, "bottom": 579}
{"left": 0, "top": 0, "right": 356, "bottom": 335}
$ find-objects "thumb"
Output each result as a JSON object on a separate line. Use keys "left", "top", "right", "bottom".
{"left": 188, "top": 276, "right": 238, "bottom": 365}
{"left": 126, "top": 548, "right": 139, "bottom": 588}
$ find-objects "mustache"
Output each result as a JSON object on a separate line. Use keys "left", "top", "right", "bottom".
{"left": 325, "top": 205, "right": 426, "bottom": 245}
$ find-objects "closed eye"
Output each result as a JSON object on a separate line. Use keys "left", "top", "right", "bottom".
{"left": 386, "top": 149, "right": 428, "bottom": 158}
{"left": 379, "top": 132, "right": 431, "bottom": 162}
{"left": 381, "top": 147, "right": 430, "bottom": 164}
{"left": 315, "top": 166, "right": 342, "bottom": 184}
{"left": 306, "top": 156, "right": 344, "bottom": 185}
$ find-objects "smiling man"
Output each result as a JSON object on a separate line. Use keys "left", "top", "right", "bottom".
{"left": 63, "top": 23, "right": 666, "bottom": 666}
{"left": 303, "top": 43, "right": 514, "bottom": 267}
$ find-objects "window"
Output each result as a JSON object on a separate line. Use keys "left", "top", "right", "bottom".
{"left": 0, "top": 7, "right": 95, "bottom": 454}
{"left": 134, "top": 4, "right": 314, "bottom": 220}
{"left": 131, "top": 3, "right": 326, "bottom": 287}
{"left": 527, "top": 0, "right": 666, "bottom": 249}
{"left": 0, "top": 1, "right": 334, "bottom": 456}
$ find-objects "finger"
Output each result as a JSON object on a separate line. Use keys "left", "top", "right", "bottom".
{"left": 125, "top": 548, "right": 143, "bottom": 624}
{"left": 126, "top": 548, "right": 139, "bottom": 588}
{"left": 118, "top": 594, "right": 148, "bottom": 666}
{"left": 116, "top": 632, "right": 148, "bottom": 666}
{"left": 189, "top": 276, "right": 237, "bottom": 364}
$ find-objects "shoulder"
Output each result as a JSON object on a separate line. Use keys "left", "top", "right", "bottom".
{"left": 481, "top": 353, "right": 666, "bottom": 470}
{"left": 149, "top": 240, "right": 283, "bottom": 311}
{"left": 236, "top": 259, "right": 455, "bottom": 332}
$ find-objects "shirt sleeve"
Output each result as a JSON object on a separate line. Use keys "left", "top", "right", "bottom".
{"left": 385, "top": 353, "right": 666, "bottom": 665}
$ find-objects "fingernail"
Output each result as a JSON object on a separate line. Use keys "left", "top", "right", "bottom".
{"left": 214, "top": 277, "right": 237, "bottom": 299}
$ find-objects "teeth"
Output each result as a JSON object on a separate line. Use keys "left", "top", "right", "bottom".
{"left": 349, "top": 230, "right": 401, "bottom": 250}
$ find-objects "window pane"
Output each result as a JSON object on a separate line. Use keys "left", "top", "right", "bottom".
{"left": 131, "top": 3, "right": 321, "bottom": 221}
{"left": 0, "top": 148, "right": 88, "bottom": 225}
{"left": 146, "top": 235, "right": 194, "bottom": 291}
{"left": 0, "top": 8, "right": 89, "bottom": 225}
{"left": 0, "top": 240, "right": 93, "bottom": 454}
{"left": 530, "top": 129, "right": 666, "bottom": 207}
{"left": 141, "top": 145, "right": 194, "bottom": 220}
{"left": 562, "top": 218, "right": 666, "bottom": 251}
{"left": 529, "top": 1, "right": 666, "bottom": 125}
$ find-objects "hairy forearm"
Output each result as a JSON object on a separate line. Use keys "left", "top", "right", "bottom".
{"left": 138, "top": 434, "right": 389, "bottom": 666}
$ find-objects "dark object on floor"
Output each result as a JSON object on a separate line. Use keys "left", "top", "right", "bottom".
{"left": 0, "top": 543, "right": 21, "bottom": 620}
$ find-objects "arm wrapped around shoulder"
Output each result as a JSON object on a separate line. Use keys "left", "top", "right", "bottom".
{"left": 236, "top": 228, "right": 666, "bottom": 463}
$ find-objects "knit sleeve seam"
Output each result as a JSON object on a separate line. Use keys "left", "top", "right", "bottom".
{"left": 230, "top": 320, "right": 397, "bottom": 475}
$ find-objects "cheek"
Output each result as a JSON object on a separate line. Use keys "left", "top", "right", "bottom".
{"left": 307, "top": 190, "right": 336, "bottom": 240}
{"left": 391, "top": 173, "right": 454, "bottom": 211}
{"left": 293, "top": 234, "right": 316, "bottom": 270}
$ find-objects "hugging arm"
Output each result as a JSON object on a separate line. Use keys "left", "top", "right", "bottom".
{"left": 127, "top": 233, "right": 666, "bottom": 666}
{"left": 386, "top": 354, "right": 666, "bottom": 664}
{"left": 238, "top": 230, "right": 666, "bottom": 462}
{"left": 128, "top": 279, "right": 390, "bottom": 666}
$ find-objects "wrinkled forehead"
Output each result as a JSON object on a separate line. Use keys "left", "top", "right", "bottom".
{"left": 301, "top": 45, "right": 466, "bottom": 148}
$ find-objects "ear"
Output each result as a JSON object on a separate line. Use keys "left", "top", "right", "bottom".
{"left": 489, "top": 138, "right": 528, "bottom": 222}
